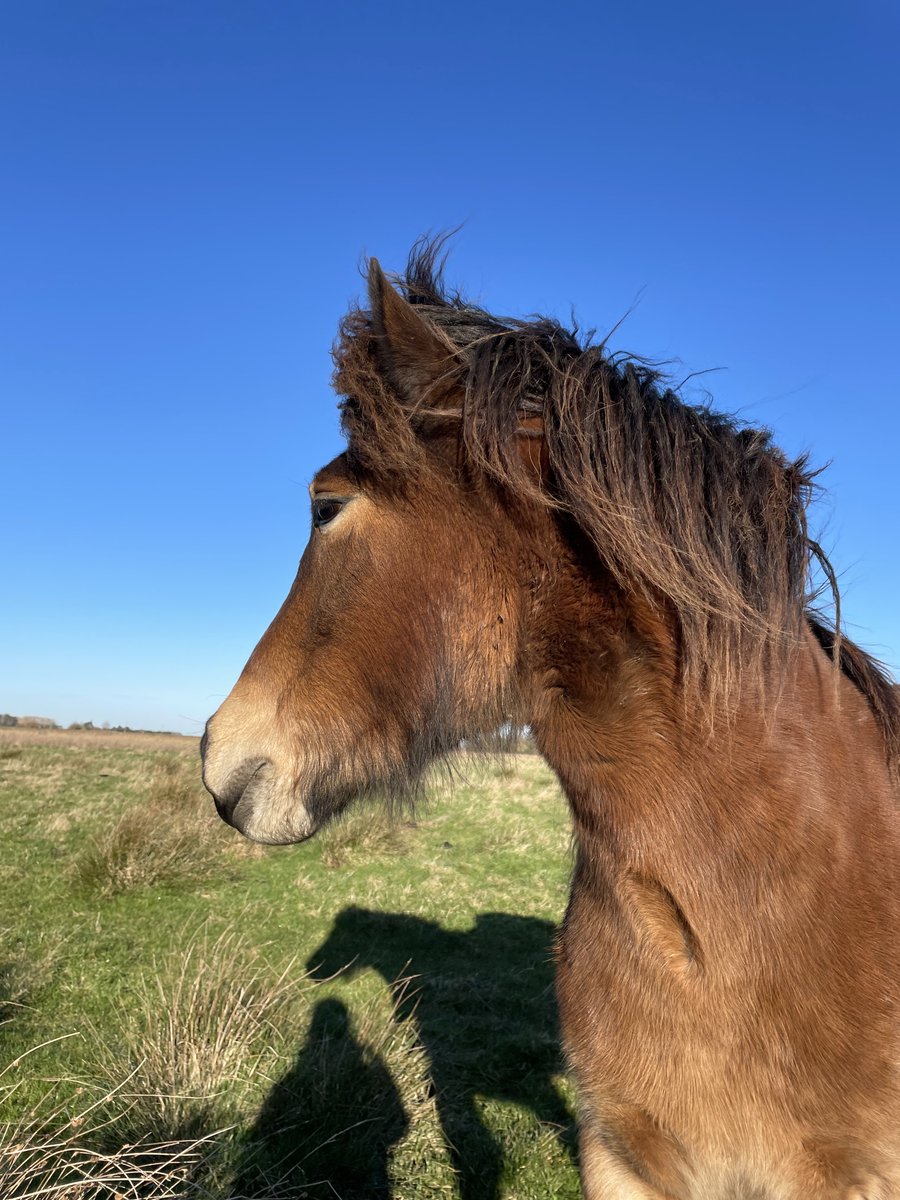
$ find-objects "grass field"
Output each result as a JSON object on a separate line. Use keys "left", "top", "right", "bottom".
{"left": 0, "top": 727, "right": 580, "bottom": 1199}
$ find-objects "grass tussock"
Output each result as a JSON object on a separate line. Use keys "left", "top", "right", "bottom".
{"left": 0, "top": 1105, "right": 217, "bottom": 1199}
{"left": 0, "top": 1041, "right": 223, "bottom": 1200}
{"left": 74, "top": 759, "right": 224, "bottom": 895}
{"left": 4, "top": 962, "right": 443, "bottom": 1199}
{"left": 75, "top": 807, "right": 210, "bottom": 895}
{"left": 93, "top": 927, "right": 305, "bottom": 1147}
{"left": 317, "top": 803, "right": 415, "bottom": 869}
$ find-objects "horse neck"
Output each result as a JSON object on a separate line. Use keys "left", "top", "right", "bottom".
{"left": 525, "top": 569, "right": 894, "bottom": 887}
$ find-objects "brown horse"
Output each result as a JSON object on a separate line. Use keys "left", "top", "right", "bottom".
{"left": 202, "top": 241, "right": 900, "bottom": 1199}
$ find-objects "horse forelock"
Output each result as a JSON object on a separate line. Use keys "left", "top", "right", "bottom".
{"left": 331, "top": 238, "right": 900, "bottom": 771}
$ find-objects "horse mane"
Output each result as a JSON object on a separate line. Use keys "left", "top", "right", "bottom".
{"left": 333, "top": 237, "right": 900, "bottom": 770}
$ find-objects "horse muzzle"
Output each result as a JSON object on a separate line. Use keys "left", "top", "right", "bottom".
{"left": 201, "top": 722, "right": 319, "bottom": 845}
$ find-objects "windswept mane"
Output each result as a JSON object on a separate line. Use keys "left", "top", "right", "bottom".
{"left": 334, "top": 238, "right": 900, "bottom": 768}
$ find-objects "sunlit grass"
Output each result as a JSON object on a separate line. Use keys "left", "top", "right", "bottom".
{"left": 93, "top": 927, "right": 303, "bottom": 1143}
{"left": 0, "top": 1041, "right": 221, "bottom": 1200}
{"left": 0, "top": 729, "right": 579, "bottom": 1198}
{"left": 73, "top": 759, "right": 222, "bottom": 895}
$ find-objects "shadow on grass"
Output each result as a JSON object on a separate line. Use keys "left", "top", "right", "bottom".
{"left": 231, "top": 908, "right": 575, "bottom": 1200}
{"left": 229, "top": 995, "right": 407, "bottom": 1199}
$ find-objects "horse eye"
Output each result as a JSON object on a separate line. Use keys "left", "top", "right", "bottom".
{"left": 312, "top": 498, "right": 345, "bottom": 529}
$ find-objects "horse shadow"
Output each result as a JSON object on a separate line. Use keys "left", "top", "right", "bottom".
{"left": 230, "top": 907, "right": 574, "bottom": 1199}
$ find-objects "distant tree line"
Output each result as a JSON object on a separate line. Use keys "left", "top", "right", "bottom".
{"left": 0, "top": 713, "right": 186, "bottom": 736}
{"left": 0, "top": 714, "right": 57, "bottom": 728}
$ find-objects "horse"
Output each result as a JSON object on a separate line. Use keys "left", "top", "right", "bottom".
{"left": 201, "top": 240, "right": 900, "bottom": 1199}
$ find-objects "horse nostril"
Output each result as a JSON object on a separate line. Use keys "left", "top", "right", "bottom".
{"left": 207, "top": 758, "right": 269, "bottom": 828}
{"left": 214, "top": 792, "right": 243, "bottom": 825}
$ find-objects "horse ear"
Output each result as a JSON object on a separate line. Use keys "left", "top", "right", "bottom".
{"left": 367, "top": 258, "right": 455, "bottom": 406}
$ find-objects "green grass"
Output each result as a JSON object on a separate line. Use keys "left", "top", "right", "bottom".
{"left": 0, "top": 732, "right": 580, "bottom": 1199}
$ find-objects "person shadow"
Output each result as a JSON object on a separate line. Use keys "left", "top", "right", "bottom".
{"left": 229, "top": 994, "right": 409, "bottom": 1199}
{"left": 300, "top": 907, "right": 576, "bottom": 1200}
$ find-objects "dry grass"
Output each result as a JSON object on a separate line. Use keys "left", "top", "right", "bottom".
{"left": 0, "top": 1040, "right": 223, "bottom": 1200}
{"left": 75, "top": 809, "right": 212, "bottom": 895}
{"left": 0, "top": 728, "right": 197, "bottom": 752}
{"left": 2, "top": 930, "right": 317, "bottom": 1199}
{"left": 75, "top": 933, "right": 445, "bottom": 1198}
{"left": 92, "top": 927, "right": 306, "bottom": 1147}
{"left": 0, "top": 1115, "right": 217, "bottom": 1199}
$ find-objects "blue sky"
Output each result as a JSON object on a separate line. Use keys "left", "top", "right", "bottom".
{"left": 2, "top": 1, "right": 898, "bottom": 733}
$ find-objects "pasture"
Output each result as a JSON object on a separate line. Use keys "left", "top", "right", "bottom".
{"left": 0, "top": 727, "right": 579, "bottom": 1199}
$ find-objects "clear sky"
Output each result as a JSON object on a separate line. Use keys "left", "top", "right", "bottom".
{"left": 2, "top": 1, "right": 898, "bottom": 733}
